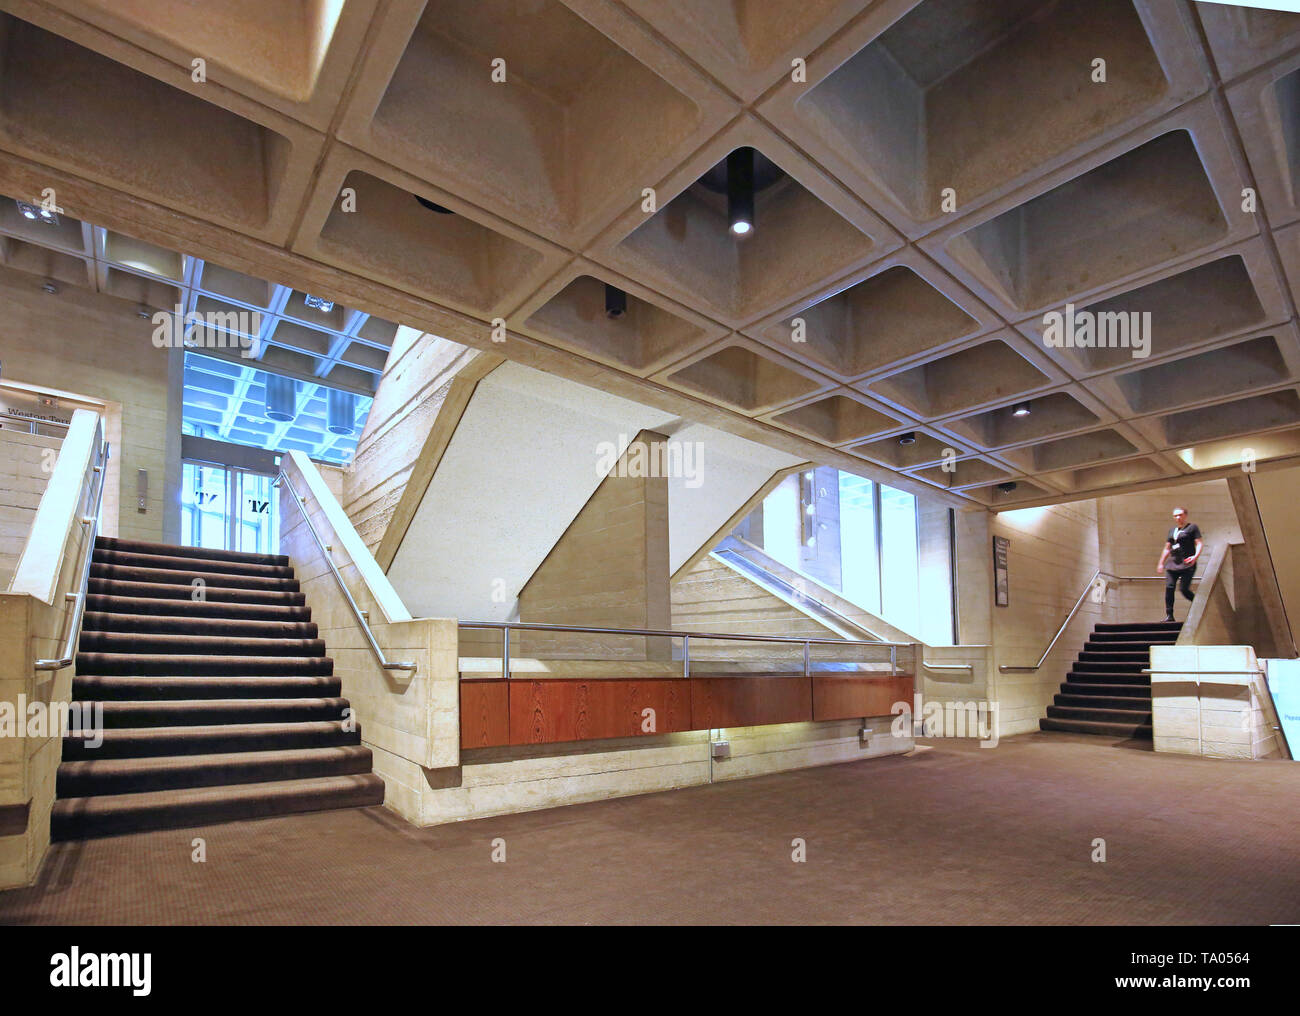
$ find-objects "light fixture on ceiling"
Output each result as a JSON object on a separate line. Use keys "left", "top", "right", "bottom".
{"left": 326, "top": 388, "right": 356, "bottom": 436}
{"left": 727, "top": 148, "right": 754, "bottom": 236}
{"left": 264, "top": 374, "right": 297, "bottom": 422}
{"left": 16, "top": 199, "right": 58, "bottom": 226}
{"left": 997, "top": 481, "right": 1018, "bottom": 494}
{"left": 1011, "top": 401, "right": 1031, "bottom": 417}
{"left": 604, "top": 284, "right": 627, "bottom": 319}
{"left": 898, "top": 431, "right": 917, "bottom": 445}
{"left": 41, "top": 280, "right": 59, "bottom": 294}
{"left": 414, "top": 194, "right": 455, "bottom": 215}
{"left": 137, "top": 304, "right": 152, "bottom": 319}
{"left": 698, "top": 148, "right": 784, "bottom": 238}
{"left": 304, "top": 294, "right": 335, "bottom": 313}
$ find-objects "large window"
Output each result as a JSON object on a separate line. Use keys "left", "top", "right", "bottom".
{"left": 739, "top": 469, "right": 954, "bottom": 643}
{"left": 181, "top": 460, "right": 279, "bottom": 555}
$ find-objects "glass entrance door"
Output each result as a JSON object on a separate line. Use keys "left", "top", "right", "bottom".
{"left": 181, "top": 460, "right": 279, "bottom": 554}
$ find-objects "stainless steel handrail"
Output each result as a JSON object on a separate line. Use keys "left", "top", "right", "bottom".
{"left": 277, "top": 470, "right": 416, "bottom": 673}
{"left": 998, "top": 568, "right": 1101, "bottom": 673}
{"left": 34, "top": 442, "right": 110, "bottom": 671}
{"left": 995, "top": 566, "right": 1204, "bottom": 673}
{"left": 458, "top": 620, "right": 908, "bottom": 680}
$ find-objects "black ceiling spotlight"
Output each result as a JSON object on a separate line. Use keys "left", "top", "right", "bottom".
{"left": 414, "top": 193, "right": 455, "bottom": 214}
{"left": 698, "top": 147, "right": 784, "bottom": 238}
{"left": 997, "top": 481, "right": 1019, "bottom": 494}
{"left": 898, "top": 431, "right": 917, "bottom": 445}
{"left": 604, "top": 284, "right": 628, "bottom": 319}
{"left": 1011, "top": 401, "right": 1032, "bottom": 417}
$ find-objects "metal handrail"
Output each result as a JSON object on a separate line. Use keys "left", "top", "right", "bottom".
{"left": 34, "top": 442, "right": 110, "bottom": 671}
{"left": 458, "top": 620, "right": 908, "bottom": 680}
{"left": 277, "top": 470, "right": 416, "bottom": 673}
{"left": 995, "top": 565, "right": 1206, "bottom": 673}
{"left": 998, "top": 568, "right": 1101, "bottom": 673}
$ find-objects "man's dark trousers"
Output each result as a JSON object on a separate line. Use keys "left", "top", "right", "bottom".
{"left": 1165, "top": 565, "right": 1196, "bottom": 614}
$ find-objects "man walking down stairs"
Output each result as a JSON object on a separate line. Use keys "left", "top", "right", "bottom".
{"left": 54, "top": 537, "right": 384, "bottom": 840}
{"left": 1040, "top": 621, "right": 1183, "bottom": 740}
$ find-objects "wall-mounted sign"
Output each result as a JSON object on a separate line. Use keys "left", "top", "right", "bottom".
{"left": 0, "top": 387, "right": 74, "bottom": 431}
{"left": 993, "top": 535, "right": 1010, "bottom": 607}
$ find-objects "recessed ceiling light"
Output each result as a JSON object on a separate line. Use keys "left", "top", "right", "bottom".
{"left": 727, "top": 148, "right": 755, "bottom": 238}
{"left": 16, "top": 199, "right": 58, "bottom": 225}
{"left": 303, "top": 294, "right": 335, "bottom": 313}
{"left": 414, "top": 194, "right": 455, "bottom": 215}
{"left": 1011, "top": 401, "right": 1031, "bottom": 417}
{"left": 41, "top": 280, "right": 59, "bottom": 294}
{"left": 604, "top": 284, "right": 627, "bottom": 319}
{"left": 997, "top": 481, "right": 1018, "bottom": 494}
{"left": 898, "top": 431, "right": 917, "bottom": 445}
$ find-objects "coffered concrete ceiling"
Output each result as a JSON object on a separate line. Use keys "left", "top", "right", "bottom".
{"left": 2, "top": 0, "right": 1300, "bottom": 510}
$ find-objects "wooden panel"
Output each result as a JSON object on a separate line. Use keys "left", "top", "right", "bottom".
{"left": 460, "top": 680, "right": 510, "bottom": 749}
{"left": 689, "top": 676, "right": 812, "bottom": 729}
{"left": 509, "top": 679, "right": 691, "bottom": 745}
{"left": 812, "top": 674, "right": 914, "bottom": 721}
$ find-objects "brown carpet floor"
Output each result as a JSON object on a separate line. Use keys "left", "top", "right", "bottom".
{"left": 2, "top": 732, "right": 1298, "bottom": 925}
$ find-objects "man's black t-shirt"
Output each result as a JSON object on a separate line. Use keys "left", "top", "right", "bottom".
{"left": 1166, "top": 522, "right": 1202, "bottom": 571}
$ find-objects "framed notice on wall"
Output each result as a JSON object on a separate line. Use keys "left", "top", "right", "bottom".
{"left": 993, "top": 536, "right": 1010, "bottom": 607}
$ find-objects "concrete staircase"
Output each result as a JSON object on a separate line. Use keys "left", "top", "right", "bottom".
{"left": 52, "top": 537, "right": 384, "bottom": 839}
{"left": 1040, "top": 621, "right": 1183, "bottom": 739}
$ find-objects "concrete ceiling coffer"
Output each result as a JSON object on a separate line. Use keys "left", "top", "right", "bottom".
{"left": 766, "top": 391, "right": 901, "bottom": 447}
{"left": 1017, "top": 249, "right": 1282, "bottom": 376}
{"left": 761, "top": 0, "right": 1208, "bottom": 238}
{"left": 659, "top": 338, "right": 829, "bottom": 416}
{"left": 519, "top": 273, "right": 723, "bottom": 376}
{"left": 1196, "top": 3, "right": 1300, "bottom": 83}
{"left": 745, "top": 251, "right": 998, "bottom": 383}
{"left": 0, "top": 14, "right": 322, "bottom": 244}
{"left": 849, "top": 429, "right": 966, "bottom": 471}
{"left": 943, "top": 390, "right": 1104, "bottom": 450}
{"left": 866, "top": 337, "right": 1053, "bottom": 419}
{"left": 315, "top": 167, "right": 553, "bottom": 319}
{"left": 1161, "top": 389, "right": 1300, "bottom": 448}
{"left": 336, "top": 0, "right": 727, "bottom": 248}
{"left": 941, "top": 128, "right": 1229, "bottom": 317}
{"left": 913, "top": 457, "right": 1012, "bottom": 491}
{"left": 1046, "top": 456, "right": 1170, "bottom": 494}
{"left": 38, "top": 0, "right": 378, "bottom": 127}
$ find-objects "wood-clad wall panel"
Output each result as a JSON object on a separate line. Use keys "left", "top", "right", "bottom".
{"left": 508, "top": 679, "right": 691, "bottom": 745}
{"left": 813, "top": 675, "right": 913, "bottom": 722}
{"left": 689, "top": 676, "right": 811, "bottom": 729}
{"left": 460, "top": 680, "right": 510, "bottom": 749}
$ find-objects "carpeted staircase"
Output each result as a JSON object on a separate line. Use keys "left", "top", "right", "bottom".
{"left": 1039, "top": 621, "right": 1182, "bottom": 739}
{"left": 52, "top": 536, "right": 385, "bottom": 839}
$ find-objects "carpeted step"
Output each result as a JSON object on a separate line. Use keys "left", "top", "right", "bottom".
{"left": 1088, "top": 632, "right": 1179, "bottom": 645}
{"left": 1039, "top": 716, "right": 1152, "bottom": 738}
{"left": 1046, "top": 704, "right": 1153, "bottom": 724}
{"left": 1077, "top": 650, "right": 1149, "bottom": 664}
{"left": 93, "top": 548, "right": 294, "bottom": 580}
{"left": 75, "top": 652, "right": 333, "bottom": 677}
{"left": 88, "top": 578, "right": 305, "bottom": 606}
{"left": 1065, "top": 670, "right": 1149, "bottom": 685}
{"left": 1093, "top": 622, "right": 1182, "bottom": 633}
{"left": 79, "top": 631, "right": 326, "bottom": 658}
{"left": 62, "top": 720, "right": 361, "bottom": 760}
{"left": 1057, "top": 680, "right": 1153, "bottom": 696}
{"left": 95, "top": 536, "right": 288, "bottom": 568}
{"left": 57, "top": 745, "right": 373, "bottom": 797}
{"left": 1071, "top": 660, "right": 1149, "bottom": 674}
{"left": 74, "top": 674, "right": 342, "bottom": 701}
{"left": 51, "top": 773, "right": 384, "bottom": 840}
{"left": 1054, "top": 692, "right": 1151, "bottom": 710}
{"left": 85, "top": 593, "right": 309, "bottom": 622}
{"left": 90, "top": 563, "right": 299, "bottom": 593}
{"left": 96, "top": 697, "right": 350, "bottom": 728}
{"left": 82, "top": 611, "right": 318, "bottom": 640}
